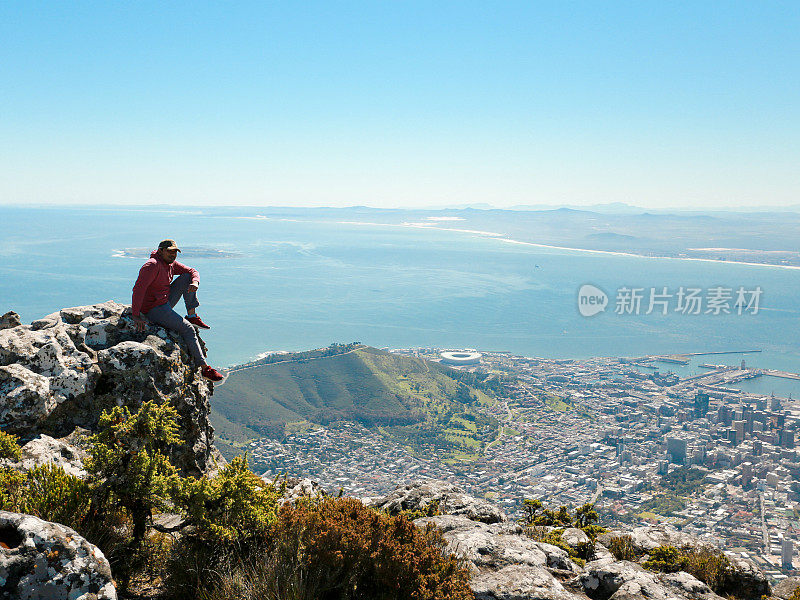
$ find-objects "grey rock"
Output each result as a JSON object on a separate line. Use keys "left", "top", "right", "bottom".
{"left": 278, "top": 476, "right": 324, "bottom": 504}
{"left": 0, "top": 433, "right": 88, "bottom": 478}
{"left": 661, "top": 570, "right": 718, "bottom": 597}
{"left": 0, "top": 510, "right": 116, "bottom": 599}
{"left": 0, "top": 301, "right": 220, "bottom": 476}
{"left": 724, "top": 552, "right": 770, "bottom": 599}
{"left": 628, "top": 524, "right": 697, "bottom": 552}
{"left": 0, "top": 312, "right": 20, "bottom": 331}
{"left": 774, "top": 576, "right": 800, "bottom": 599}
{"left": 471, "top": 564, "right": 578, "bottom": 600}
{"left": 370, "top": 479, "right": 507, "bottom": 523}
{"left": 597, "top": 525, "right": 770, "bottom": 599}
{"left": 561, "top": 527, "right": 590, "bottom": 548}
{"left": 574, "top": 558, "right": 725, "bottom": 600}
{"left": 415, "top": 515, "right": 581, "bottom": 599}
{"left": 592, "top": 542, "right": 614, "bottom": 562}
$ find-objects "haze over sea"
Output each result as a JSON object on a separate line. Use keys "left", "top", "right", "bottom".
{"left": 3, "top": 206, "right": 800, "bottom": 397}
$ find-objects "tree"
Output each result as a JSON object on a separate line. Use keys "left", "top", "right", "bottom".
{"left": 85, "top": 401, "right": 181, "bottom": 548}
{"left": 575, "top": 503, "right": 599, "bottom": 528}
{"left": 520, "top": 498, "right": 543, "bottom": 525}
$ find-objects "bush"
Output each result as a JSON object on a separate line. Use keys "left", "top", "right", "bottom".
{"left": 85, "top": 400, "right": 181, "bottom": 546}
{"left": 644, "top": 544, "right": 734, "bottom": 595}
{"left": 643, "top": 545, "right": 683, "bottom": 572}
{"left": 521, "top": 501, "right": 606, "bottom": 541}
{"left": 526, "top": 527, "right": 594, "bottom": 567}
{"left": 607, "top": 535, "right": 638, "bottom": 561}
{"left": 164, "top": 496, "right": 473, "bottom": 600}
{"left": 174, "top": 454, "right": 282, "bottom": 542}
{"left": 0, "top": 463, "right": 130, "bottom": 581}
{"left": 0, "top": 430, "right": 21, "bottom": 460}
{"left": 0, "top": 463, "right": 89, "bottom": 525}
{"left": 400, "top": 498, "right": 441, "bottom": 521}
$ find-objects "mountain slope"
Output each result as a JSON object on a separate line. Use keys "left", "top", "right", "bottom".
{"left": 211, "top": 346, "right": 499, "bottom": 461}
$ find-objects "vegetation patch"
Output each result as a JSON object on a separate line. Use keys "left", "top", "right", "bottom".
{"left": 638, "top": 492, "right": 686, "bottom": 517}
{"left": 1, "top": 401, "right": 475, "bottom": 600}
{"left": 0, "top": 430, "right": 21, "bottom": 460}
{"left": 644, "top": 545, "right": 734, "bottom": 596}
{"left": 520, "top": 500, "right": 606, "bottom": 567}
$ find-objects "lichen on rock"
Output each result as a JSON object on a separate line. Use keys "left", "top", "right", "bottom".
{"left": 0, "top": 301, "right": 222, "bottom": 477}
{"left": 0, "top": 510, "right": 116, "bottom": 599}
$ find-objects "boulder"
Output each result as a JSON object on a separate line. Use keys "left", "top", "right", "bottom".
{"left": 0, "top": 510, "right": 116, "bottom": 599}
{"left": 561, "top": 527, "right": 590, "bottom": 547}
{"left": 415, "top": 515, "right": 580, "bottom": 599}
{"left": 573, "top": 558, "right": 725, "bottom": 600}
{"left": 0, "top": 432, "right": 88, "bottom": 478}
{"left": 278, "top": 476, "right": 324, "bottom": 504}
{"left": 0, "top": 301, "right": 221, "bottom": 476}
{"left": 0, "top": 312, "right": 20, "bottom": 331}
{"left": 471, "top": 564, "right": 578, "bottom": 600}
{"left": 723, "top": 552, "right": 770, "bottom": 599}
{"left": 593, "top": 525, "right": 770, "bottom": 599}
{"left": 370, "top": 480, "right": 507, "bottom": 523}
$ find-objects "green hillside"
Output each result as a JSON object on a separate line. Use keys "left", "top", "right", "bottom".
{"left": 211, "top": 346, "right": 499, "bottom": 462}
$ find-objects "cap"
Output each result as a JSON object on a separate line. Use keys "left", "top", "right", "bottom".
{"left": 158, "top": 239, "right": 181, "bottom": 252}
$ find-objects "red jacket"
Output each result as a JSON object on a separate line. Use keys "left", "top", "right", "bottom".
{"left": 131, "top": 250, "right": 199, "bottom": 316}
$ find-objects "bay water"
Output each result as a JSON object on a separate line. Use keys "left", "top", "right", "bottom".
{"left": 2, "top": 206, "right": 799, "bottom": 397}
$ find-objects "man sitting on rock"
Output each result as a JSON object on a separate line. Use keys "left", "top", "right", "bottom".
{"left": 131, "top": 239, "right": 224, "bottom": 381}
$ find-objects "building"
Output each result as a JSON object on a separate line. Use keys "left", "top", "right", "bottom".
{"left": 782, "top": 536, "right": 794, "bottom": 568}
{"left": 439, "top": 350, "right": 482, "bottom": 365}
{"left": 694, "top": 391, "right": 710, "bottom": 418}
{"left": 667, "top": 436, "right": 687, "bottom": 464}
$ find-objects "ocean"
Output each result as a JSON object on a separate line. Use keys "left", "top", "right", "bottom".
{"left": 2, "top": 206, "right": 800, "bottom": 397}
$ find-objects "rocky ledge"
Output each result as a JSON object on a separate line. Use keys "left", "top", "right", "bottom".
{"left": 0, "top": 302, "right": 220, "bottom": 476}
{"left": 381, "top": 480, "right": 773, "bottom": 600}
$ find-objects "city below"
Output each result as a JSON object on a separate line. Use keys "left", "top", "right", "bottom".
{"left": 246, "top": 347, "right": 800, "bottom": 588}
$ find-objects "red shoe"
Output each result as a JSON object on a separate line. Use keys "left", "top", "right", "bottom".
{"left": 201, "top": 365, "right": 224, "bottom": 382}
{"left": 187, "top": 315, "right": 211, "bottom": 329}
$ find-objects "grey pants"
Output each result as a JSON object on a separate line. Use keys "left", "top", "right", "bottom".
{"left": 145, "top": 273, "right": 206, "bottom": 366}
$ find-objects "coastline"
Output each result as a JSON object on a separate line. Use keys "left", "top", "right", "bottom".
{"left": 340, "top": 219, "right": 800, "bottom": 271}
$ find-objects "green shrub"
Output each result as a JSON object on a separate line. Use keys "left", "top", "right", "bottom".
{"left": 644, "top": 545, "right": 683, "bottom": 572}
{"left": 0, "top": 463, "right": 88, "bottom": 525}
{"left": 521, "top": 501, "right": 606, "bottom": 542}
{"left": 526, "top": 527, "right": 594, "bottom": 567}
{"left": 0, "top": 468, "right": 28, "bottom": 510}
{"left": 607, "top": 535, "right": 638, "bottom": 561}
{"left": 644, "top": 544, "right": 733, "bottom": 595}
{"left": 0, "top": 462, "right": 130, "bottom": 582}
{"left": 0, "top": 430, "right": 21, "bottom": 460}
{"left": 401, "top": 498, "right": 441, "bottom": 521}
{"left": 164, "top": 496, "right": 473, "bottom": 600}
{"left": 789, "top": 586, "right": 800, "bottom": 600}
{"left": 174, "top": 454, "right": 282, "bottom": 542}
{"left": 85, "top": 400, "right": 181, "bottom": 546}
{"left": 18, "top": 463, "right": 91, "bottom": 526}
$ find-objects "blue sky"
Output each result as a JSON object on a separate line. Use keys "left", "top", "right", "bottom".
{"left": 1, "top": 1, "right": 798, "bottom": 209}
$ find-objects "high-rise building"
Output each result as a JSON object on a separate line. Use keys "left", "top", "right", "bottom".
{"left": 694, "top": 392, "right": 710, "bottom": 418}
{"left": 782, "top": 537, "right": 794, "bottom": 568}
{"left": 741, "top": 462, "right": 753, "bottom": 486}
{"left": 666, "top": 436, "right": 687, "bottom": 464}
{"left": 733, "top": 420, "right": 746, "bottom": 445}
{"left": 781, "top": 428, "right": 796, "bottom": 449}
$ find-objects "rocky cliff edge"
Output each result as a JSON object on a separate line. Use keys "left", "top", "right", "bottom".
{"left": 0, "top": 301, "right": 220, "bottom": 476}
